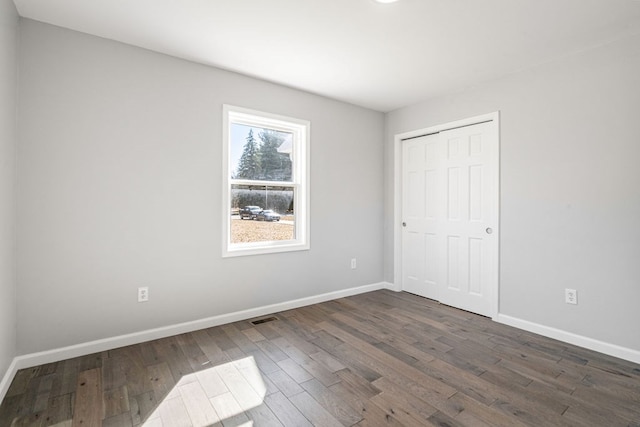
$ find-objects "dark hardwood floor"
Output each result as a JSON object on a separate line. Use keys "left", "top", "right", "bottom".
{"left": 1, "top": 290, "right": 639, "bottom": 426}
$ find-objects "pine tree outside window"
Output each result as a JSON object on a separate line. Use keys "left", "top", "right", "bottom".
{"left": 222, "top": 105, "right": 310, "bottom": 257}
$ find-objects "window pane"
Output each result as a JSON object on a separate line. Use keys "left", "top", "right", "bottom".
{"left": 230, "top": 123, "right": 293, "bottom": 182}
{"left": 230, "top": 184, "right": 295, "bottom": 244}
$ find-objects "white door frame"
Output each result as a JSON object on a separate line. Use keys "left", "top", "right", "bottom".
{"left": 393, "top": 112, "right": 501, "bottom": 319}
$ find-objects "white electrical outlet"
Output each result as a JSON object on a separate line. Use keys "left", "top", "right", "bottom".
{"left": 138, "top": 287, "right": 149, "bottom": 303}
{"left": 351, "top": 258, "right": 357, "bottom": 269}
{"left": 565, "top": 288, "right": 577, "bottom": 305}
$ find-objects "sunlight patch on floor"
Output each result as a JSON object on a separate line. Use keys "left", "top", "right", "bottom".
{"left": 143, "top": 356, "right": 265, "bottom": 426}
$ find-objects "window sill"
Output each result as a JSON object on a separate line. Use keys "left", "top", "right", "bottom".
{"left": 222, "top": 241, "right": 310, "bottom": 258}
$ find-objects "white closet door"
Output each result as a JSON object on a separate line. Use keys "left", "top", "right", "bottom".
{"left": 402, "top": 121, "right": 498, "bottom": 317}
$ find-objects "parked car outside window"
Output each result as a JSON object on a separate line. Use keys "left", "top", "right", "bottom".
{"left": 239, "top": 206, "right": 262, "bottom": 220}
{"left": 256, "top": 210, "right": 281, "bottom": 222}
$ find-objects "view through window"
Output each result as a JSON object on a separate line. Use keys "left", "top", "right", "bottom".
{"left": 223, "top": 106, "right": 309, "bottom": 257}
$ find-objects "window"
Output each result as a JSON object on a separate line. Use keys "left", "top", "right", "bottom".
{"left": 222, "top": 105, "right": 310, "bottom": 257}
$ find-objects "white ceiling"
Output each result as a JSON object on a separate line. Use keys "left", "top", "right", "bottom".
{"left": 13, "top": 0, "right": 640, "bottom": 112}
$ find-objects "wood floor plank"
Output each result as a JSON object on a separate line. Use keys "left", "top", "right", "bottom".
{"left": 276, "top": 358, "right": 314, "bottom": 384}
{"left": 192, "top": 329, "right": 230, "bottom": 366}
{"left": 216, "top": 360, "right": 264, "bottom": 411}
{"left": 330, "top": 311, "right": 397, "bottom": 344}
{"left": 265, "top": 369, "right": 304, "bottom": 398}
{"left": 0, "top": 395, "right": 19, "bottom": 426}
{"left": 101, "top": 354, "right": 127, "bottom": 392}
{"left": 309, "top": 349, "right": 347, "bottom": 373}
{"left": 76, "top": 353, "right": 104, "bottom": 373}
{"left": 496, "top": 358, "right": 576, "bottom": 394}
{"left": 178, "top": 380, "right": 221, "bottom": 425}
{"left": 71, "top": 368, "right": 103, "bottom": 427}
{"left": 445, "top": 392, "right": 529, "bottom": 427}
{"left": 491, "top": 342, "right": 566, "bottom": 378}
{"left": 4, "top": 369, "right": 38, "bottom": 398}
{"left": 271, "top": 330, "right": 318, "bottom": 360}
{"left": 32, "top": 374, "right": 55, "bottom": 413}
{"left": 261, "top": 370, "right": 282, "bottom": 397}
{"left": 255, "top": 339, "right": 289, "bottom": 363}
{"left": 301, "top": 378, "right": 363, "bottom": 426}
{"left": 3, "top": 290, "right": 640, "bottom": 427}
{"left": 325, "top": 345, "right": 383, "bottom": 383}
{"left": 412, "top": 358, "right": 500, "bottom": 405}
{"left": 268, "top": 323, "right": 320, "bottom": 356}
{"left": 426, "top": 410, "right": 466, "bottom": 427}
{"left": 369, "top": 392, "right": 433, "bottom": 427}
{"left": 195, "top": 365, "right": 229, "bottom": 398}
{"left": 276, "top": 316, "right": 318, "bottom": 342}
{"left": 299, "top": 358, "right": 340, "bottom": 387}
{"left": 328, "top": 381, "right": 403, "bottom": 427}
{"left": 288, "top": 391, "right": 343, "bottom": 427}
{"left": 270, "top": 336, "right": 310, "bottom": 364}
{"left": 530, "top": 379, "right": 640, "bottom": 425}
{"left": 264, "top": 392, "right": 312, "bottom": 427}
{"left": 562, "top": 402, "right": 639, "bottom": 427}
{"left": 147, "top": 362, "right": 177, "bottom": 402}
{"left": 224, "top": 346, "right": 247, "bottom": 363}
{"left": 152, "top": 336, "right": 194, "bottom": 384}
{"left": 242, "top": 328, "right": 267, "bottom": 343}
{"left": 252, "top": 322, "right": 282, "bottom": 341}
{"left": 121, "top": 346, "right": 153, "bottom": 397}
{"left": 245, "top": 402, "right": 285, "bottom": 426}
{"left": 372, "top": 376, "right": 441, "bottom": 422}
{"left": 478, "top": 361, "right": 533, "bottom": 389}
{"left": 244, "top": 348, "right": 281, "bottom": 375}
{"left": 334, "top": 369, "right": 381, "bottom": 400}
{"left": 371, "top": 367, "right": 455, "bottom": 413}
{"left": 206, "top": 327, "right": 240, "bottom": 352}
{"left": 157, "top": 396, "right": 193, "bottom": 427}
{"left": 102, "top": 412, "right": 133, "bottom": 427}
{"left": 309, "top": 330, "right": 345, "bottom": 352}
{"left": 45, "top": 393, "right": 74, "bottom": 426}
{"left": 129, "top": 390, "right": 158, "bottom": 425}
{"left": 221, "top": 324, "right": 261, "bottom": 353}
{"left": 232, "top": 354, "right": 272, "bottom": 396}
{"left": 176, "top": 333, "right": 211, "bottom": 374}
{"left": 103, "top": 385, "right": 130, "bottom": 418}
{"left": 209, "top": 391, "right": 250, "bottom": 426}
{"left": 297, "top": 305, "right": 335, "bottom": 329}
{"left": 57, "top": 358, "right": 81, "bottom": 397}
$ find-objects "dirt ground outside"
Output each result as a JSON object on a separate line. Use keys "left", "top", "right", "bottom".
{"left": 230, "top": 218, "right": 294, "bottom": 243}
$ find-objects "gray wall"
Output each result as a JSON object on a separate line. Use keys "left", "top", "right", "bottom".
{"left": 17, "top": 20, "right": 384, "bottom": 355}
{"left": 0, "top": 0, "right": 18, "bottom": 378}
{"left": 385, "top": 34, "right": 640, "bottom": 351}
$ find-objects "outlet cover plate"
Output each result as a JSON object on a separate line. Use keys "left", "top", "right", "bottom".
{"left": 138, "top": 287, "right": 149, "bottom": 303}
{"left": 565, "top": 288, "right": 577, "bottom": 305}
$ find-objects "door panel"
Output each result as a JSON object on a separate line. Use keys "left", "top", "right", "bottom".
{"left": 401, "top": 134, "right": 441, "bottom": 299}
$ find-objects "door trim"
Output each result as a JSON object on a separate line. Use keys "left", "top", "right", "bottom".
{"left": 393, "top": 111, "right": 501, "bottom": 319}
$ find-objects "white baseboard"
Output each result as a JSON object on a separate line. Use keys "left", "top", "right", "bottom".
{"left": 497, "top": 313, "right": 640, "bottom": 365}
{"left": 383, "top": 281, "right": 402, "bottom": 292}
{"left": 0, "top": 358, "right": 18, "bottom": 405}
{"left": 2, "top": 281, "right": 389, "bottom": 399}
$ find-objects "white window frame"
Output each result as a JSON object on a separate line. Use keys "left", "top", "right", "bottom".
{"left": 222, "top": 105, "right": 310, "bottom": 257}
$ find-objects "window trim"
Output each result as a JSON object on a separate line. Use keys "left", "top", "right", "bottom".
{"left": 222, "top": 105, "right": 310, "bottom": 257}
